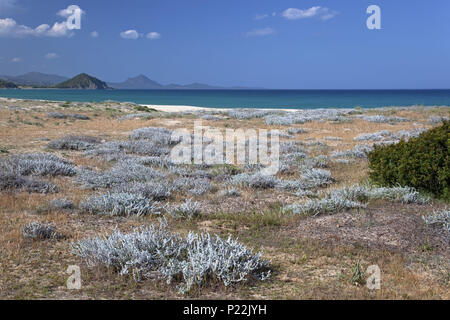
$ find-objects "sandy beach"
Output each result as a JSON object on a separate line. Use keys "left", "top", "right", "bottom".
{"left": 0, "top": 97, "right": 304, "bottom": 113}
{"left": 143, "top": 104, "right": 229, "bottom": 112}
{"left": 143, "top": 104, "right": 304, "bottom": 113}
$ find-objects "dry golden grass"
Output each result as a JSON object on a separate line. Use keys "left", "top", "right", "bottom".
{"left": 0, "top": 99, "right": 448, "bottom": 299}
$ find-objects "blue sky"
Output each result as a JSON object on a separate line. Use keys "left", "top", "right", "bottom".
{"left": 0, "top": 0, "right": 449, "bottom": 89}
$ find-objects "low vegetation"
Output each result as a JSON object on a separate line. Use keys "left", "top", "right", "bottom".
{"left": 422, "top": 208, "right": 450, "bottom": 235}
{"left": 47, "top": 112, "right": 90, "bottom": 120}
{"left": 0, "top": 99, "right": 448, "bottom": 299}
{"left": 72, "top": 220, "right": 270, "bottom": 294}
{"left": 80, "top": 192, "right": 161, "bottom": 217}
{"left": 167, "top": 199, "right": 201, "bottom": 219}
{"left": 47, "top": 135, "right": 101, "bottom": 151}
{"left": 22, "top": 221, "right": 60, "bottom": 240}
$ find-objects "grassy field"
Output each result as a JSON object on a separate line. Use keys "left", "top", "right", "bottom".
{"left": 0, "top": 98, "right": 448, "bottom": 299}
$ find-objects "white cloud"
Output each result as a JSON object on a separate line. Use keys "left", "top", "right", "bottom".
{"left": 46, "top": 21, "right": 72, "bottom": 37}
{"left": 45, "top": 53, "right": 59, "bottom": 59}
{"left": 146, "top": 32, "right": 161, "bottom": 39}
{"left": 245, "top": 27, "right": 275, "bottom": 37}
{"left": 11, "top": 57, "right": 20, "bottom": 62}
{"left": 282, "top": 7, "right": 337, "bottom": 21}
{"left": 120, "top": 29, "right": 139, "bottom": 39}
{"left": 0, "top": 5, "right": 85, "bottom": 38}
{"left": 90, "top": 31, "right": 99, "bottom": 38}
{"left": 282, "top": 7, "right": 321, "bottom": 20}
{"left": 0, "top": 18, "right": 51, "bottom": 37}
{"left": 254, "top": 14, "right": 269, "bottom": 21}
{"left": 120, "top": 30, "right": 161, "bottom": 40}
{"left": 321, "top": 13, "right": 336, "bottom": 21}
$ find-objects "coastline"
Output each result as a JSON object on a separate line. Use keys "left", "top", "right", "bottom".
{"left": 0, "top": 97, "right": 338, "bottom": 113}
{"left": 0, "top": 97, "right": 208, "bottom": 112}
{"left": 142, "top": 104, "right": 304, "bottom": 113}
{"left": 143, "top": 104, "right": 226, "bottom": 112}
{"left": 1, "top": 96, "right": 449, "bottom": 113}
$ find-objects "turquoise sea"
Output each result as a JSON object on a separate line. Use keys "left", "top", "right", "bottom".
{"left": 1, "top": 89, "right": 450, "bottom": 109}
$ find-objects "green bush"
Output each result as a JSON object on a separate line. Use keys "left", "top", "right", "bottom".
{"left": 368, "top": 121, "right": 449, "bottom": 200}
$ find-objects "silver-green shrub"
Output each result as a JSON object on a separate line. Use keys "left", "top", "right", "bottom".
{"left": 422, "top": 209, "right": 450, "bottom": 234}
{"left": 231, "top": 173, "right": 278, "bottom": 189}
{"left": 47, "top": 135, "right": 100, "bottom": 151}
{"left": 76, "top": 160, "right": 165, "bottom": 189}
{"left": 22, "top": 221, "right": 59, "bottom": 239}
{"left": 167, "top": 199, "right": 201, "bottom": 219}
{"left": 0, "top": 170, "right": 58, "bottom": 193}
{"left": 300, "top": 169, "right": 333, "bottom": 188}
{"left": 4, "top": 153, "right": 76, "bottom": 176}
{"left": 72, "top": 221, "right": 270, "bottom": 294}
{"left": 284, "top": 184, "right": 429, "bottom": 216}
{"left": 80, "top": 192, "right": 161, "bottom": 216}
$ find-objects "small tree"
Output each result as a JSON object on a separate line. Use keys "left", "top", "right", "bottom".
{"left": 368, "top": 121, "right": 449, "bottom": 200}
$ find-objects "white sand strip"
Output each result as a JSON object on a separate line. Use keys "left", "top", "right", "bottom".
{"left": 143, "top": 104, "right": 299, "bottom": 113}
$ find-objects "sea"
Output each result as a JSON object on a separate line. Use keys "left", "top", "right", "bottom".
{"left": 1, "top": 89, "right": 450, "bottom": 109}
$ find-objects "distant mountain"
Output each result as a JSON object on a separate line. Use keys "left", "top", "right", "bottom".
{"left": 55, "top": 73, "right": 110, "bottom": 89}
{"left": 165, "top": 82, "right": 223, "bottom": 90}
{"left": 108, "top": 76, "right": 222, "bottom": 90}
{"left": 1, "top": 72, "right": 261, "bottom": 89}
{"left": 109, "top": 74, "right": 259, "bottom": 90}
{"left": 0, "top": 80, "right": 18, "bottom": 88}
{"left": 108, "top": 75, "right": 164, "bottom": 89}
{"left": 0, "top": 72, "right": 68, "bottom": 86}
